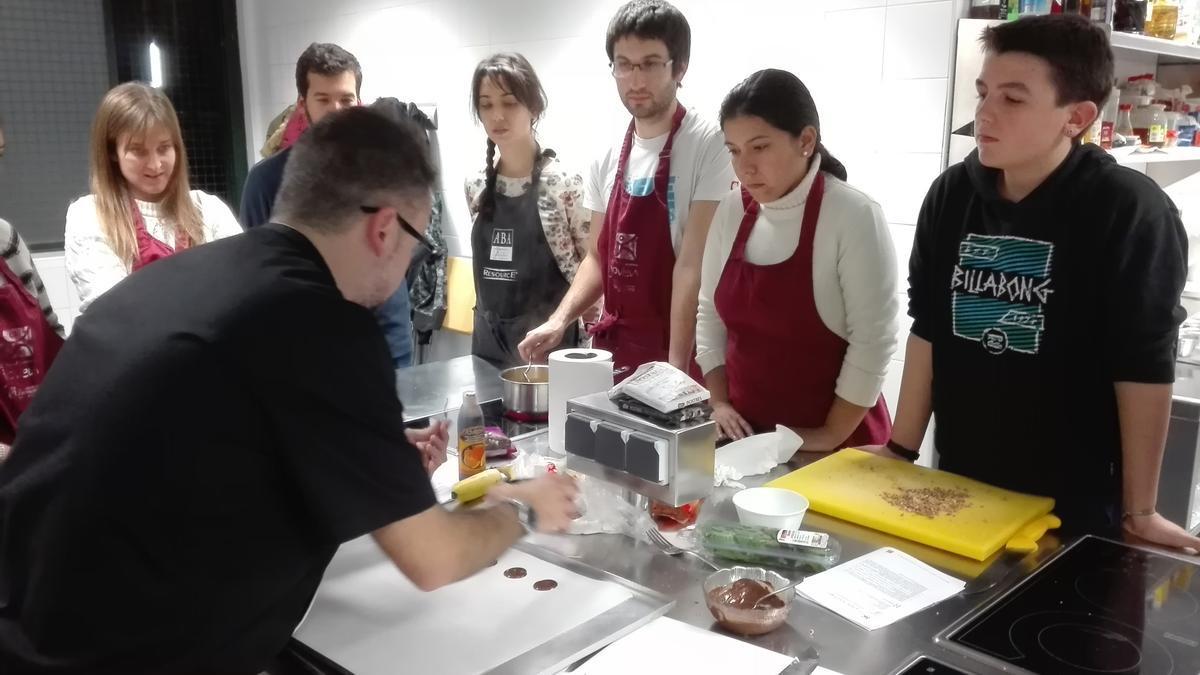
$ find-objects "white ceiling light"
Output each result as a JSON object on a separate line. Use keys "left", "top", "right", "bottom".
{"left": 148, "top": 41, "right": 164, "bottom": 88}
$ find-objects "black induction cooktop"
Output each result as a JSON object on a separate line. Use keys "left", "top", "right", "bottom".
{"left": 406, "top": 398, "right": 546, "bottom": 439}
{"left": 944, "top": 536, "right": 1200, "bottom": 675}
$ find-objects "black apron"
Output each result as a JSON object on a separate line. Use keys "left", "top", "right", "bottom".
{"left": 471, "top": 179, "right": 579, "bottom": 368}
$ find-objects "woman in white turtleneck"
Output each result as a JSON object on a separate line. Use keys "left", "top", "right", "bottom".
{"left": 66, "top": 82, "right": 241, "bottom": 312}
{"left": 696, "top": 69, "right": 898, "bottom": 452}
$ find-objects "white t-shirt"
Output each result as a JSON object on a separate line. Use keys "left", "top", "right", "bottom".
{"left": 65, "top": 190, "right": 242, "bottom": 312}
{"left": 584, "top": 107, "right": 736, "bottom": 253}
{"left": 695, "top": 156, "right": 900, "bottom": 408}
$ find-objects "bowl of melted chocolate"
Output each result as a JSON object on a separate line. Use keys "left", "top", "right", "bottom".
{"left": 703, "top": 566, "right": 794, "bottom": 636}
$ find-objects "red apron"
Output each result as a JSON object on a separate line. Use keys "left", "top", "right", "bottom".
{"left": 714, "top": 172, "right": 891, "bottom": 446}
{"left": 590, "top": 104, "right": 702, "bottom": 383}
{"left": 130, "top": 201, "right": 191, "bottom": 272}
{"left": 0, "top": 260, "right": 64, "bottom": 444}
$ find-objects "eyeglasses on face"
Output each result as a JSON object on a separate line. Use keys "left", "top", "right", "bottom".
{"left": 359, "top": 205, "right": 442, "bottom": 258}
{"left": 610, "top": 58, "right": 673, "bottom": 79}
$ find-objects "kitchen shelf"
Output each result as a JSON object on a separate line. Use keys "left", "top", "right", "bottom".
{"left": 1109, "top": 145, "right": 1200, "bottom": 164}
{"left": 1110, "top": 31, "right": 1200, "bottom": 64}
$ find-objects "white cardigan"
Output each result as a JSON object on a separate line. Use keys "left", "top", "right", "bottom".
{"left": 695, "top": 156, "right": 899, "bottom": 408}
{"left": 65, "top": 190, "right": 242, "bottom": 312}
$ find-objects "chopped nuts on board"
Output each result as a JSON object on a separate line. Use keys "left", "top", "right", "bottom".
{"left": 881, "top": 486, "right": 972, "bottom": 518}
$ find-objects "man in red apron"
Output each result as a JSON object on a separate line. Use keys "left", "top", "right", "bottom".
{"left": 517, "top": 0, "right": 734, "bottom": 381}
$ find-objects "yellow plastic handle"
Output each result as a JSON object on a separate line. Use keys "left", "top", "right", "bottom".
{"left": 1005, "top": 513, "right": 1061, "bottom": 552}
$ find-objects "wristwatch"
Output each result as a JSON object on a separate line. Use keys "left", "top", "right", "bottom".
{"left": 502, "top": 497, "right": 537, "bottom": 533}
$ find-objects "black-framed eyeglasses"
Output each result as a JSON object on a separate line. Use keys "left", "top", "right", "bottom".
{"left": 610, "top": 58, "right": 673, "bottom": 79}
{"left": 360, "top": 205, "right": 442, "bottom": 258}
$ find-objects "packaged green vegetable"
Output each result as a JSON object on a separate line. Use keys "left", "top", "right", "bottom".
{"left": 698, "top": 522, "right": 841, "bottom": 574}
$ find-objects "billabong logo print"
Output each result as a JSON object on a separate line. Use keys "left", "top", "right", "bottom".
{"left": 951, "top": 234, "right": 1054, "bottom": 355}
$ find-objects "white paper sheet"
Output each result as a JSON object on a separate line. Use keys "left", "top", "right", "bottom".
{"left": 572, "top": 616, "right": 796, "bottom": 675}
{"left": 295, "top": 537, "right": 633, "bottom": 674}
{"left": 797, "top": 547, "right": 965, "bottom": 631}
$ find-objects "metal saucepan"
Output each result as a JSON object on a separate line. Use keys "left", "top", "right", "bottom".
{"left": 499, "top": 364, "right": 550, "bottom": 417}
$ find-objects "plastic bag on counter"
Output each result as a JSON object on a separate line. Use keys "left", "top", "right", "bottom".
{"left": 713, "top": 426, "right": 804, "bottom": 487}
{"left": 608, "top": 362, "right": 709, "bottom": 413}
{"left": 566, "top": 474, "right": 638, "bottom": 535}
{"left": 503, "top": 450, "right": 561, "bottom": 480}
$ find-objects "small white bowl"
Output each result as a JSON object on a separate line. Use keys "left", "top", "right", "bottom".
{"left": 732, "top": 487, "right": 810, "bottom": 530}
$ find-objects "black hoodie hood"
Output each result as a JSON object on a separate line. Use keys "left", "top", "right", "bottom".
{"left": 963, "top": 142, "right": 1118, "bottom": 214}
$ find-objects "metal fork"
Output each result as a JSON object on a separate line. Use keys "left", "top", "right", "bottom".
{"left": 645, "top": 528, "right": 720, "bottom": 570}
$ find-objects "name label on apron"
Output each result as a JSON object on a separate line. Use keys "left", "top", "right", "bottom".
{"left": 491, "top": 229, "right": 514, "bottom": 262}
{"left": 482, "top": 267, "right": 518, "bottom": 282}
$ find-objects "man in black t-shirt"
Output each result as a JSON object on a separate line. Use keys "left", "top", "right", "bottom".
{"left": 0, "top": 108, "right": 579, "bottom": 675}
{"left": 869, "top": 15, "right": 1199, "bottom": 553}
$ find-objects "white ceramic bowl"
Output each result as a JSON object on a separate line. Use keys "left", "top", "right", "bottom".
{"left": 732, "top": 487, "right": 810, "bottom": 529}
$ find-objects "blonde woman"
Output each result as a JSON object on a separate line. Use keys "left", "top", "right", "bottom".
{"left": 66, "top": 82, "right": 241, "bottom": 311}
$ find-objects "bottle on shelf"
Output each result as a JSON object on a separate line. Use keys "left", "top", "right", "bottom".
{"left": 1132, "top": 104, "right": 1153, "bottom": 144}
{"left": 1174, "top": 0, "right": 1197, "bottom": 42}
{"left": 1115, "top": 0, "right": 1149, "bottom": 33}
{"left": 1147, "top": 104, "right": 1169, "bottom": 147}
{"left": 1176, "top": 108, "right": 1197, "bottom": 147}
{"left": 1116, "top": 103, "right": 1137, "bottom": 144}
{"left": 969, "top": 0, "right": 1009, "bottom": 18}
{"left": 1146, "top": 0, "right": 1180, "bottom": 39}
{"left": 1101, "top": 87, "right": 1121, "bottom": 149}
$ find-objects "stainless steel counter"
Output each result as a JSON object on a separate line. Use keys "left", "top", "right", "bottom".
{"left": 333, "top": 358, "right": 1196, "bottom": 673}
{"left": 383, "top": 360, "right": 1058, "bottom": 673}
{"left": 508, "top": 431, "right": 1062, "bottom": 675}
{"left": 395, "top": 355, "right": 503, "bottom": 421}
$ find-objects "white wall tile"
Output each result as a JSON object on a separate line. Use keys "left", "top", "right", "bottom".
{"left": 883, "top": 1, "right": 954, "bottom": 80}
{"left": 889, "top": 222, "right": 916, "bottom": 293}
{"left": 41, "top": 275, "right": 70, "bottom": 318}
{"left": 821, "top": 7, "right": 885, "bottom": 84}
{"left": 485, "top": 0, "right": 593, "bottom": 43}
{"left": 896, "top": 305, "right": 914, "bottom": 340}
{"left": 826, "top": 0, "right": 886, "bottom": 8}
{"left": 880, "top": 78, "right": 947, "bottom": 154}
{"left": 857, "top": 152, "right": 942, "bottom": 226}
{"left": 431, "top": 0, "right": 494, "bottom": 47}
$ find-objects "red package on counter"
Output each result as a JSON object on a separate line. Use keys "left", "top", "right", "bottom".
{"left": 651, "top": 498, "right": 704, "bottom": 530}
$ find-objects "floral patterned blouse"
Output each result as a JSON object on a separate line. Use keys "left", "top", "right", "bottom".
{"left": 464, "top": 155, "right": 591, "bottom": 284}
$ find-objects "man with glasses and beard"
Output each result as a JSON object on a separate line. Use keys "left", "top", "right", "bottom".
{"left": 518, "top": 0, "right": 734, "bottom": 381}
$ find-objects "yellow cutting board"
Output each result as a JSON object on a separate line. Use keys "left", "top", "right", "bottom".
{"left": 766, "top": 448, "right": 1056, "bottom": 561}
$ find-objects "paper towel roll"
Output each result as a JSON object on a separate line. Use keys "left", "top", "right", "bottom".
{"left": 549, "top": 348, "right": 614, "bottom": 456}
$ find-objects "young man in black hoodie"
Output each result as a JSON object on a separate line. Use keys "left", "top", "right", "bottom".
{"left": 874, "top": 14, "right": 1199, "bottom": 552}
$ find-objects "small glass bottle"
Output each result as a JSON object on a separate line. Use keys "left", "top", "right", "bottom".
{"left": 1116, "top": 103, "right": 1136, "bottom": 143}
{"left": 457, "top": 391, "right": 487, "bottom": 480}
{"left": 1147, "top": 104, "right": 1169, "bottom": 148}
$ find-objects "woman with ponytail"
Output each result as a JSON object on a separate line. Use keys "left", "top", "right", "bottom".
{"left": 465, "top": 53, "right": 591, "bottom": 367}
{"left": 696, "top": 69, "right": 899, "bottom": 452}
{"left": 66, "top": 82, "right": 241, "bottom": 312}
